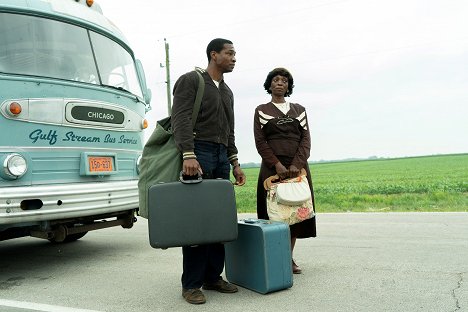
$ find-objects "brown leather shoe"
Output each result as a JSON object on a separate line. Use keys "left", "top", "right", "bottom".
{"left": 182, "top": 288, "right": 206, "bottom": 304}
{"left": 292, "top": 260, "right": 302, "bottom": 274}
{"left": 202, "top": 279, "right": 238, "bottom": 293}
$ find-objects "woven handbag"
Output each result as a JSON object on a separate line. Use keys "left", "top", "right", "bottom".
{"left": 263, "top": 169, "right": 315, "bottom": 225}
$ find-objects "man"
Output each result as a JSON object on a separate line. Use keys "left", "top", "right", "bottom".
{"left": 171, "top": 38, "right": 246, "bottom": 304}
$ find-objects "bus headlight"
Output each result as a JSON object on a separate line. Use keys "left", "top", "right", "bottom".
{"left": 2, "top": 153, "right": 28, "bottom": 179}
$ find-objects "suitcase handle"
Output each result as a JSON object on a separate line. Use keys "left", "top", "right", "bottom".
{"left": 179, "top": 171, "right": 203, "bottom": 184}
{"left": 243, "top": 219, "right": 258, "bottom": 224}
{"left": 242, "top": 218, "right": 270, "bottom": 224}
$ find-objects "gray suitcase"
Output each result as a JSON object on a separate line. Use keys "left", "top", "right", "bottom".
{"left": 147, "top": 177, "right": 238, "bottom": 249}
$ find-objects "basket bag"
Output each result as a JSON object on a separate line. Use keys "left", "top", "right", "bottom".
{"left": 263, "top": 169, "right": 315, "bottom": 225}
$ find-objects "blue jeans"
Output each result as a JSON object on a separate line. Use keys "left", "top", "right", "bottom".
{"left": 193, "top": 140, "right": 230, "bottom": 180}
{"left": 181, "top": 140, "right": 230, "bottom": 289}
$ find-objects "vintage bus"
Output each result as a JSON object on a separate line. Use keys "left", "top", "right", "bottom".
{"left": 0, "top": 0, "right": 151, "bottom": 242}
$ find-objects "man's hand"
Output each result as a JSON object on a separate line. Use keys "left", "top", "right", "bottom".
{"left": 183, "top": 159, "right": 203, "bottom": 176}
{"left": 233, "top": 166, "right": 246, "bottom": 186}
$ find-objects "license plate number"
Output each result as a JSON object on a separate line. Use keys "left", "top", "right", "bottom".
{"left": 88, "top": 156, "right": 114, "bottom": 172}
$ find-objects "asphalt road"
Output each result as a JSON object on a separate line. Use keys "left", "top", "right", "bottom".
{"left": 1, "top": 212, "right": 467, "bottom": 312}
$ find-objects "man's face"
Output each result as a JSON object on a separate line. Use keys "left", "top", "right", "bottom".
{"left": 213, "top": 44, "right": 236, "bottom": 73}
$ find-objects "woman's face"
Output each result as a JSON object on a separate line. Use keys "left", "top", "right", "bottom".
{"left": 270, "top": 75, "right": 289, "bottom": 96}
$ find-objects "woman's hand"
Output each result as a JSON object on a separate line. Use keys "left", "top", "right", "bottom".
{"left": 288, "top": 164, "right": 300, "bottom": 178}
{"left": 275, "top": 162, "right": 289, "bottom": 180}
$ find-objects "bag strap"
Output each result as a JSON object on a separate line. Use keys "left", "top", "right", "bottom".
{"left": 263, "top": 168, "right": 308, "bottom": 190}
{"left": 191, "top": 68, "right": 205, "bottom": 128}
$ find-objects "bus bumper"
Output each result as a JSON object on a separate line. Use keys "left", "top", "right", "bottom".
{"left": 0, "top": 180, "right": 139, "bottom": 225}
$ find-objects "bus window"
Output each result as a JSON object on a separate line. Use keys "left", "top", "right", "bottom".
{"left": 0, "top": 12, "right": 142, "bottom": 99}
{"left": 0, "top": 13, "right": 98, "bottom": 83}
{"left": 90, "top": 32, "right": 143, "bottom": 98}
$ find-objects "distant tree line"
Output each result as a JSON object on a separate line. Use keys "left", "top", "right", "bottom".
{"left": 239, "top": 153, "right": 466, "bottom": 168}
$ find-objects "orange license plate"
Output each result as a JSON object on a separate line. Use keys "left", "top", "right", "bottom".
{"left": 88, "top": 156, "right": 114, "bottom": 172}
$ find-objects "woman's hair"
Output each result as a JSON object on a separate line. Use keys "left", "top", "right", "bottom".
{"left": 206, "top": 38, "right": 233, "bottom": 62}
{"left": 263, "top": 67, "right": 294, "bottom": 97}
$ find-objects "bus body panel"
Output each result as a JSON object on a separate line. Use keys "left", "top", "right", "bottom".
{"left": 0, "top": 0, "right": 151, "bottom": 241}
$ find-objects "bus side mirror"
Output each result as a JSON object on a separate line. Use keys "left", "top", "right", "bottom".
{"left": 145, "top": 88, "right": 152, "bottom": 109}
{"left": 135, "top": 59, "right": 152, "bottom": 111}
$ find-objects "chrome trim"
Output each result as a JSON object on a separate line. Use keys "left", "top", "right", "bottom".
{"left": 0, "top": 76, "right": 141, "bottom": 102}
{"left": 0, "top": 180, "right": 139, "bottom": 224}
{"left": 136, "top": 155, "right": 142, "bottom": 174}
{"left": 0, "top": 146, "right": 141, "bottom": 153}
{"left": 0, "top": 98, "right": 144, "bottom": 132}
{"left": 65, "top": 101, "right": 127, "bottom": 128}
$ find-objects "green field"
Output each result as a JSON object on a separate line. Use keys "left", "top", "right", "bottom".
{"left": 234, "top": 154, "right": 468, "bottom": 213}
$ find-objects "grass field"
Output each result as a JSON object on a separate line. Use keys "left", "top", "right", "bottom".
{"left": 234, "top": 154, "right": 468, "bottom": 213}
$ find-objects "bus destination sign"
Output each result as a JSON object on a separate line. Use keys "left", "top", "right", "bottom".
{"left": 71, "top": 106, "right": 125, "bottom": 124}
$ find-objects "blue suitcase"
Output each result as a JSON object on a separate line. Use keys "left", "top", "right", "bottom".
{"left": 224, "top": 219, "right": 293, "bottom": 294}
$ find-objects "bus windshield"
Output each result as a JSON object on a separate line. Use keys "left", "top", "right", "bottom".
{"left": 0, "top": 12, "right": 143, "bottom": 98}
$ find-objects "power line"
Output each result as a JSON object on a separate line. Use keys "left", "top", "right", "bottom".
{"left": 163, "top": 0, "right": 351, "bottom": 40}
{"left": 233, "top": 35, "right": 468, "bottom": 74}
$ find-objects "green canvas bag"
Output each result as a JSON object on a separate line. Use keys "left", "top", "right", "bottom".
{"left": 138, "top": 69, "right": 204, "bottom": 218}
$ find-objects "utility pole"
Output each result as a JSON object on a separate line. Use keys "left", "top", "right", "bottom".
{"left": 164, "top": 38, "right": 172, "bottom": 115}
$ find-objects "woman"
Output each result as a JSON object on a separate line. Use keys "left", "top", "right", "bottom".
{"left": 254, "top": 67, "right": 316, "bottom": 274}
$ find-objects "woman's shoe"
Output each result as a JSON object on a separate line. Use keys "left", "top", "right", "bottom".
{"left": 292, "top": 260, "right": 302, "bottom": 274}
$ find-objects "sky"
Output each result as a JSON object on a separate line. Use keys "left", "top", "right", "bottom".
{"left": 97, "top": 0, "right": 468, "bottom": 163}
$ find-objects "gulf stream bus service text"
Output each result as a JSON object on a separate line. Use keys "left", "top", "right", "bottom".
{"left": 29, "top": 129, "right": 138, "bottom": 145}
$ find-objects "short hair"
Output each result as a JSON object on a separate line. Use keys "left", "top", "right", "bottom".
{"left": 206, "top": 38, "right": 233, "bottom": 62}
{"left": 263, "top": 67, "right": 295, "bottom": 97}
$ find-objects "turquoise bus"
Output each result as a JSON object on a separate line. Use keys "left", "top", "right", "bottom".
{"left": 0, "top": 0, "right": 151, "bottom": 242}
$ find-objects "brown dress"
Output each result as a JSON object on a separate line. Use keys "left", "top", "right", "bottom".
{"left": 254, "top": 102, "right": 316, "bottom": 238}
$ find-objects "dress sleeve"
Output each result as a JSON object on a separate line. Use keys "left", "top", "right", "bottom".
{"left": 254, "top": 106, "right": 280, "bottom": 168}
{"left": 291, "top": 108, "right": 311, "bottom": 168}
